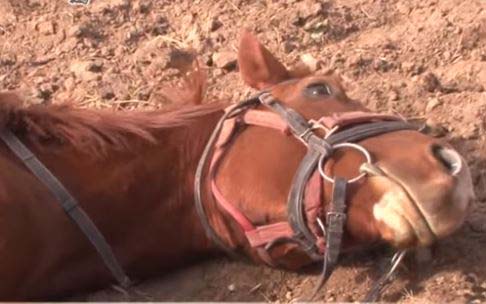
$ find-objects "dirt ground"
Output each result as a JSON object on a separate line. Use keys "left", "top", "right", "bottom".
{"left": 1, "top": 0, "right": 485, "bottom": 302}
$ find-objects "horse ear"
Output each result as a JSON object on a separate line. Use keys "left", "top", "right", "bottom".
{"left": 238, "top": 29, "right": 290, "bottom": 90}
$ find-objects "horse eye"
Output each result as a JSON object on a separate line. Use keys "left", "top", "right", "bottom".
{"left": 304, "top": 83, "right": 332, "bottom": 98}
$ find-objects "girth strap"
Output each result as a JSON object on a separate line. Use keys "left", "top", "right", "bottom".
{"left": 0, "top": 130, "right": 131, "bottom": 288}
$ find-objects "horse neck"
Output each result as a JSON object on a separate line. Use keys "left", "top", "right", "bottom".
{"left": 13, "top": 108, "right": 234, "bottom": 266}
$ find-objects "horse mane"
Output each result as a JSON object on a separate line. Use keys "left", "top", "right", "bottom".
{"left": 0, "top": 70, "right": 224, "bottom": 156}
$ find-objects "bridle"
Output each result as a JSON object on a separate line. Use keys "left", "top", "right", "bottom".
{"left": 194, "top": 91, "right": 419, "bottom": 301}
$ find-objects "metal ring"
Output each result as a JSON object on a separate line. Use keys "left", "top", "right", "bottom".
{"left": 318, "top": 142, "right": 372, "bottom": 184}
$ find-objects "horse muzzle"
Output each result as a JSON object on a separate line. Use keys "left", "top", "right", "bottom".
{"left": 371, "top": 145, "right": 474, "bottom": 247}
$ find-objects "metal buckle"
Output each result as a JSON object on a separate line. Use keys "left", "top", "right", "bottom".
{"left": 318, "top": 142, "right": 372, "bottom": 184}
{"left": 326, "top": 211, "right": 347, "bottom": 225}
{"left": 258, "top": 92, "right": 274, "bottom": 105}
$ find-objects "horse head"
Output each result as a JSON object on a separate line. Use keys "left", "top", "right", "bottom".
{"left": 198, "top": 30, "right": 475, "bottom": 273}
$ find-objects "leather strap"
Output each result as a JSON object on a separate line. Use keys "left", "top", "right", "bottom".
{"left": 306, "top": 178, "right": 348, "bottom": 300}
{"left": 325, "top": 178, "right": 347, "bottom": 267}
{"left": 0, "top": 130, "right": 131, "bottom": 288}
{"left": 194, "top": 97, "right": 260, "bottom": 259}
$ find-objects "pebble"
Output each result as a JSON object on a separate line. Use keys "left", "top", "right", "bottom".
{"left": 299, "top": 53, "right": 319, "bottom": 72}
{"left": 421, "top": 72, "right": 441, "bottom": 92}
{"left": 424, "top": 118, "right": 448, "bottom": 137}
{"left": 297, "top": 0, "right": 323, "bottom": 20}
{"left": 283, "top": 41, "right": 297, "bottom": 53}
{"left": 36, "top": 21, "right": 55, "bottom": 35}
{"left": 36, "top": 84, "right": 52, "bottom": 100}
{"left": 212, "top": 51, "right": 237, "bottom": 71}
{"left": 402, "top": 61, "right": 425, "bottom": 76}
{"left": 70, "top": 61, "right": 102, "bottom": 82}
{"left": 425, "top": 97, "right": 442, "bottom": 112}
{"left": 133, "top": 1, "right": 151, "bottom": 14}
{"left": 100, "top": 85, "right": 115, "bottom": 100}
{"left": 87, "top": 60, "right": 103, "bottom": 72}
{"left": 388, "top": 90, "right": 399, "bottom": 101}
{"left": 209, "top": 18, "right": 223, "bottom": 32}
{"left": 0, "top": 54, "right": 16, "bottom": 66}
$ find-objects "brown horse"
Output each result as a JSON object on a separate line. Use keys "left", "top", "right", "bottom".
{"left": 0, "top": 31, "right": 474, "bottom": 300}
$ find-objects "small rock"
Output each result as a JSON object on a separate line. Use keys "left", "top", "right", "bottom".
{"left": 36, "top": 84, "right": 53, "bottom": 101}
{"left": 435, "top": 275, "right": 446, "bottom": 284}
{"left": 68, "top": 24, "right": 83, "bottom": 38}
{"left": 100, "top": 86, "right": 115, "bottom": 100}
{"left": 213, "top": 68, "right": 224, "bottom": 77}
{"left": 137, "top": 87, "right": 151, "bottom": 101}
{"left": 209, "top": 18, "right": 223, "bottom": 31}
{"left": 126, "top": 26, "right": 143, "bottom": 42}
{"left": 465, "top": 273, "right": 479, "bottom": 284}
{"left": 460, "top": 24, "right": 482, "bottom": 50}
{"left": 203, "top": 53, "right": 213, "bottom": 66}
{"left": 388, "top": 89, "right": 399, "bottom": 101}
{"left": 425, "top": 97, "right": 442, "bottom": 112}
{"left": 283, "top": 41, "right": 297, "bottom": 53}
{"left": 0, "top": 54, "right": 16, "bottom": 66}
{"left": 373, "top": 58, "right": 392, "bottom": 72}
{"left": 227, "top": 284, "right": 236, "bottom": 292}
{"left": 68, "top": 22, "right": 100, "bottom": 40}
{"left": 298, "top": 0, "right": 323, "bottom": 20}
{"left": 458, "top": 124, "right": 478, "bottom": 139}
{"left": 212, "top": 51, "right": 237, "bottom": 71}
{"left": 33, "top": 77, "right": 46, "bottom": 85}
{"left": 87, "top": 60, "right": 103, "bottom": 72}
{"left": 92, "top": 0, "right": 130, "bottom": 14}
{"left": 132, "top": 37, "right": 170, "bottom": 65}
{"left": 348, "top": 53, "right": 372, "bottom": 68}
{"left": 421, "top": 72, "right": 441, "bottom": 92}
{"left": 402, "top": 61, "right": 425, "bottom": 76}
{"left": 424, "top": 119, "right": 447, "bottom": 137}
{"left": 36, "top": 21, "right": 55, "bottom": 35}
{"left": 63, "top": 77, "right": 76, "bottom": 90}
{"left": 30, "top": 55, "right": 54, "bottom": 66}
{"left": 299, "top": 53, "right": 319, "bottom": 72}
{"left": 100, "top": 47, "right": 114, "bottom": 57}
{"left": 70, "top": 61, "right": 101, "bottom": 82}
{"left": 285, "top": 291, "right": 293, "bottom": 300}
{"left": 133, "top": 1, "right": 151, "bottom": 14}
{"left": 151, "top": 16, "right": 169, "bottom": 36}
{"left": 167, "top": 49, "right": 195, "bottom": 73}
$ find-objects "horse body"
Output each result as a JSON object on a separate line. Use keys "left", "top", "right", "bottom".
{"left": 0, "top": 100, "right": 225, "bottom": 299}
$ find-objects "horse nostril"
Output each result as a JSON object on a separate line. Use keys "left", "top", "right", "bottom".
{"left": 431, "top": 144, "right": 462, "bottom": 176}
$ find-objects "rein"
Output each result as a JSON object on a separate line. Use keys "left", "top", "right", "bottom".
{"left": 0, "top": 131, "right": 132, "bottom": 290}
{"left": 194, "top": 92, "right": 418, "bottom": 301}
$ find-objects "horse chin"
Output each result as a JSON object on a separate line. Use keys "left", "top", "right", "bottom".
{"left": 369, "top": 175, "right": 437, "bottom": 248}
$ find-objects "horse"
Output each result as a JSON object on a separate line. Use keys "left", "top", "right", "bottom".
{"left": 0, "top": 30, "right": 474, "bottom": 300}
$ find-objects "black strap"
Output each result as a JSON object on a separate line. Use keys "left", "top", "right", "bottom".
{"left": 0, "top": 130, "right": 131, "bottom": 288}
{"left": 306, "top": 178, "right": 348, "bottom": 300}
{"left": 287, "top": 149, "right": 324, "bottom": 260}
{"left": 325, "top": 178, "right": 347, "bottom": 267}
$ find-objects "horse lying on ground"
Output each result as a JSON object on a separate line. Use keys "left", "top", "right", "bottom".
{"left": 0, "top": 31, "right": 474, "bottom": 300}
